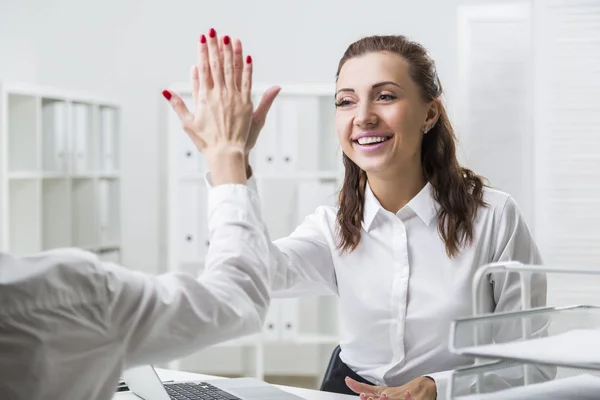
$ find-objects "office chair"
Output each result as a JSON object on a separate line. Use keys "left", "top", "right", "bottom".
{"left": 319, "top": 345, "right": 342, "bottom": 391}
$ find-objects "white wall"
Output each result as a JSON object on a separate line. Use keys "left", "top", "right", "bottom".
{"left": 4, "top": 0, "right": 460, "bottom": 273}
{"left": 0, "top": 1, "right": 40, "bottom": 81}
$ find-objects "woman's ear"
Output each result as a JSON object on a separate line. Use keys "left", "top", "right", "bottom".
{"left": 423, "top": 99, "right": 441, "bottom": 134}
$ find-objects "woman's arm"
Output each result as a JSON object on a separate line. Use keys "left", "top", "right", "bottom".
{"left": 206, "top": 173, "right": 339, "bottom": 298}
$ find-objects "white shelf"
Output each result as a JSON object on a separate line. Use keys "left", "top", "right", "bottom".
{"left": 81, "top": 243, "right": 122, "bottom": 252}
{"left": 72, "top": 172, "right": 121, "bottom": 179}
{"left": 8, "top": 171, "right": 121, "bottom": 180}
{"left": 208, "top": 333, "right": 338, "bottom": 347}
{"left": 289, "top": 334, "right": 340, "bottom": 345}
{"left": 8, "top": 172, "right": 43, "bottom": 180}
{"left": 3, "top": 81, "right": 119, "bottom": 107}
{"left": 163, "top": 82, "right": 343, "bottom": 379}
{"left": 0, "top": 82, "right": 122, "bottom": 261}
{"left": 168, "top": 82, "right": 335, "bottom": 97}
{"left": 42, "top": 172, "right": 68, "bottom": 179}
{"left": 178, "top": 170, "right": 341, "bottom": 182}
{"left": 213, "top": 334, "right": 261, "bottom": 348}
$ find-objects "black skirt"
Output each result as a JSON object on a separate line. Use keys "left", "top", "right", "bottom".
{"left": 321, "top": 350, "right": 375, "bottom": 396}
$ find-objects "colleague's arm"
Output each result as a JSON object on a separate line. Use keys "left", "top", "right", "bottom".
{"left": 205, "top": 173, "right": 338, "bottom": 298}
{"left": 100, "top": 175, "right": 270, "bottom": 368}
{"left": 0, "top": 193, "right": 270, "bottom": 398}
{"left": 426, "top": 196, "right": 556, "bottom": 399}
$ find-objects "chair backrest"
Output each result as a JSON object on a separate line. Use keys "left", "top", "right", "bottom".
{"left": 320, "top": 345, "right": 342, "bottom": 391}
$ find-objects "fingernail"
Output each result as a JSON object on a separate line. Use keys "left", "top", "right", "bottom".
{"left": 162, "top": 90, "right": 172, "bottom": 100}
{"left": 223, "top": 35, "right": 230, "bottom": 45}
{"left": 200, "top": 34, "right": 206, "bottom": 44}
{"left": 246, "top": 55, "right": 252, "bottom": 64}
{"left": 209, "top": 28, "right": 216, "bottom": 38}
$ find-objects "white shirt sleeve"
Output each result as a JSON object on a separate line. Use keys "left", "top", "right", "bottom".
{"left": 113, "top": 183, "right": 272, "bottom": 367}
{"left": 0, "top": 183, "right": 272, "bottom": 399}
{"left": 428, "top": 197, "right": 556, "bottom": 400}
{"left": 206, "top": 173, "right": 338, "bottom": 297}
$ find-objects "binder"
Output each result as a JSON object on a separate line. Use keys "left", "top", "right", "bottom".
{"left": 100, "top": 108, "right": 117, "bottom": 171}
{"left": 177, "top": 182, "right": 200, "bottom": 262}
{"left": 99, "top": 250, "right": 121, "bottom": 263}
{"left": 263, "top": 300, "right": 282, "bottom": 341}
{"left": 280, "top": 298, "right": 299, "bottom": 341}
{"left": 98, "top": 180, "right": 120, "bottom": 244}
{"left": 279, "top": 97, "right": 320, "bottom": 173}
{"left": 177, "top": 183, "right": 208, "bottom": 262}
{"left": 277, "top": 97, "right": 299, "bottom": 174}
{"left": 98, "top": 180, "right": 110, "bottom": 244}
{"left": 72, "top": 104, "right": 91, "bottom": 173}
{"left": 253, "top": 94, "right": 278, "bottom": 174}
{"left": 42, "top": 101, "right": 67, "bottom": 172}
{"left": 173, "top": 95, "right": 203, "bottom": 175}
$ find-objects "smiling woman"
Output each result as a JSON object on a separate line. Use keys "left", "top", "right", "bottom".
{"left": 198, "top": 33, "right": 553, "bottom": 400}
{"left": 333, "top": 36, "right": 483, "bottom": 258}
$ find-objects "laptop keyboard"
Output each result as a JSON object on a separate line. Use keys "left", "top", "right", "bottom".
{"left": 164, "top": 382, "right": 241, "bottom": 400}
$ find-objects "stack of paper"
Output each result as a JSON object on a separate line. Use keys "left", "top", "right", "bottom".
{"left": 458, "top": 374, "right": 600, "bottom": 400}
{"left": 460, "top": 329, "right": 600, "bottom": 369}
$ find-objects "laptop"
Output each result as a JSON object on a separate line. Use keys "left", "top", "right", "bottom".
{"left": 122, "top": 365, "right": 305, "bottom": 400}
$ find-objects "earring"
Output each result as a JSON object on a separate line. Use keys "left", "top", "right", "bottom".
{"left": 424, "top": 122, "right": 436, "bottom": 134}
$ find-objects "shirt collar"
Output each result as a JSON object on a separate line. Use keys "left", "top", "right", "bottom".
{"left": 362, "top": 182, "right": 439, "bottom": 231}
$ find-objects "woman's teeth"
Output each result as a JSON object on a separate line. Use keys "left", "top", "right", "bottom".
{"left": 357, "top": 136, "right": 390, "bottom": 145}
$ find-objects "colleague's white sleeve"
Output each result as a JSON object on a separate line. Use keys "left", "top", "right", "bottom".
{"left": 427, "top": 197, "right": 556, "bottom": 400}
{"left": 105, "top": 183, "right": 271, "bottom": 368}
{"left": 206, "top": 173, "right": 338, "bottom": 298}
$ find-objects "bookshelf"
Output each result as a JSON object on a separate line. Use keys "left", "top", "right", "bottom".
{"left": 0, "top": 82, "right": 122, "bottom": 263}
{"left": 163, "top": 83, "right": 343, "bottom": 382}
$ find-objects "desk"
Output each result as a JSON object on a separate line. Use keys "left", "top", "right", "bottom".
{"left": 113, "top": 368, "right": 355, "bottom": 400}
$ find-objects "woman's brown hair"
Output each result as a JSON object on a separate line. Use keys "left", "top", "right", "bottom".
{"left": 335, "top": 35, "right": 486, "bottom": 258}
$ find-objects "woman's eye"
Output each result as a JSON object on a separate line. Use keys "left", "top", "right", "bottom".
{"left": 335, "top": 99, "right": 352, "bottom": 107}
{"left": 377, "top": 93, "right": 396, "bottom": 101}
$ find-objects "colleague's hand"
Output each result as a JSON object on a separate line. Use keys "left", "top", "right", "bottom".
{"left": 221, "top": 38, "right": 280, "bottom": 155}
{"left": 345, "top": 376, "right": 437, "bottom": 400}
{"left": 163, "top": 28, "right": 254, "bottom": 184}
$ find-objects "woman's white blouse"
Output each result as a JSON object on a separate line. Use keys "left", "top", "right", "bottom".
{"left": 206, "top": 175, "right": 553, "bottom": 399}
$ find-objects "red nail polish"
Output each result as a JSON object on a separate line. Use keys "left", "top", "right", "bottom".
{"left": 209, "top": 28, "right": 216, "bottom": 38}
{"left": 200, "top": 34, "right": 206, "bottom": 44}
{"left": 246, "top": 55, "right": 252, "bottom": 64}
{"left": 162, "top": 90, "right": 172, "bottom": 100}
{"left": 223, "top": 35, "right": 230, "bottom": 45}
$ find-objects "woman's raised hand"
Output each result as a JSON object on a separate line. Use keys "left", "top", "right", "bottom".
{"left": 162, "top": 28, "right": 254, "bottom": 184}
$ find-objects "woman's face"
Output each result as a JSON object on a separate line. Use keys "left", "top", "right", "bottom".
{"left": 335, "top": 51, "right": 436, "bottom": 175}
